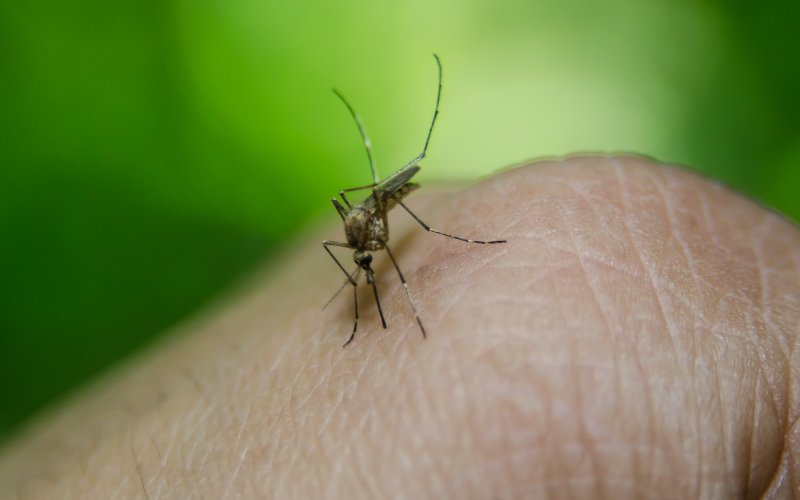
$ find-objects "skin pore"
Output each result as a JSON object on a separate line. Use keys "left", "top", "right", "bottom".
{"left": 1, "top": 155, "right": 798, "bottom": 498}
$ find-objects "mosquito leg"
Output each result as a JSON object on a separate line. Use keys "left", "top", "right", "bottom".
{"left": 343, "top": 281, "right": 359, "bottom": 347}
{"left": 339, "top": 192, "right": 351, "bottom": 209}
{"left": 366, "top": 270, "right": 387, "bottom": 329}
{"left": 384, "top": 245, "right": 426, "bottom": 338}
{"left": 332, "top": 89, "right": 380, "bottom": 184}
{"left": 323, "top": 266, "right": 359, "bottom": 311}
{"left": 340, "top": 183, "right": 378, "bottom": 193}
{"left": 339, "top": 184, "right": 377, "bottom": 208}
{"left": 331, "top": 198, "right": 348, "bottom": 220}
{"left": 395, "top": 199, "right": 506, "bottom": 244}
{"left": 323, "top": 241, "right": 357, "bottom": 284}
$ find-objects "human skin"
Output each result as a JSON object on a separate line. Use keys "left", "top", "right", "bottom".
{"left": 0, "top": 155, "right": 799, "bottom": 498}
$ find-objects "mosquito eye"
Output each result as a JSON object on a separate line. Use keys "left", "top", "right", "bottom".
{"left": 354, "top": 252, "right": 373, "bottom": 265}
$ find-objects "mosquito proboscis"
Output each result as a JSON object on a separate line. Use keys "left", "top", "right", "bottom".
{"left": 324, "top": 54, "right": 506, "bottom": 347}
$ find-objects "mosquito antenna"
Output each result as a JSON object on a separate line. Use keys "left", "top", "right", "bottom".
{"left": 332, "top": 88, "right": 379, "bottom": 184}
{"left": 401, "top": 54, "right": 443, "bottom": 170}
{"left": 421, "top": 53, "right": 443, "bottom": 160}
{"left": 323, "top": 266, "right": 360, "bottom": 311}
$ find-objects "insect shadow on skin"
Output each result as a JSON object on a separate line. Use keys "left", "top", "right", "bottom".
{"left": 323, "top": 54, "right": 506, "bottom": 348}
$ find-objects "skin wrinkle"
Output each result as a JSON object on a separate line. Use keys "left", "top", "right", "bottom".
{"left": 563, "top": 175, "right": 635, "bottom": 441}
{"left": 749, "top": 366, "right": 768, "bottom": 497}
{"left": 706, "top": 288, "right": 741, "bottom": 343}
{"left": 710, "top": 308, "right": 766, "bottom": 357}
{"left": 140, "top": 435, "right": 166, "bottom": 499}
{"left": 411, "top": 351, "right": 447, "bottom": 494}
{"left": 764, "top": 452, "right": 791, "bottom": 497}
{"left": 129, "top": 439, "right": 151, "bottom": 500}
{"left": 378, "top": 378, "right": 407, "bottom": 489}
{"left": 748, "top": 221, "right": 788, "bottom": 429}
{"left": 575, "top": 247, "right": 643, "bottom": 281}
{"left": 198, "top": 396, "right": 230, "bottom": 474}
{"left": 550, "top": 267, "right": 590, "bottom": 500}
{"left": 314, "top": 377, "right": 347, "bottom": 442}
{"left": 789, "top": 316, "right": 800, "bottom": 494}
{"left": 183, "top": 403, "right": 214, "bottom": 473}
{"left": 359, "top": 413, "right": 394, "bottom": 495}
{"left": 222, "top": 401, "right": 254, "bottom": 498}
{"left": 712, "top": 338, "right": 737, "bottom": 496}
{"left": 192, "top": 430, "right": 215, "bottom": 485}
{"left": 539, "top": 271, "right": 560, "bottom": 500}
{"left": 635, "top": 170, "right": 705, "bottom": 489}
{"left": 609, "top": 160, "right": 664, "bottom": 493}
{"left": 556, "top": 195, "right": 611, "bottom": 497}
{"left": 544, "top": 341, "right": 565, "bottom": 500}
{"left": 501, "top": 374, "right": 548, "bottom": 491}
{"left": 789, "top": 413, "right": 800, "bottom": 494}
{"left": 633, "top": 171, "right": 690, "bottom": 383}
{"left": 351, "top": 383, "right": 387, "bottom": 495}
{"left": 758, "top": 216, "right": 799, "bottom": 426}
{"left": 266, "top": 380, "right": 296, "bottom": 484}
{"left": 744, "top": 306, "right": 783, "bottom": 441}
{"left": 699, "top": 174, "right": 792, "bottom": 495}
{"left": 749, "top": 229, "right": 789, "bottom": 400}
{"left": 284, "top": 366, "right": 324, "bottom": 478}
{"left": 569, "top": 313, "right": 606, "bottom": 497}
{"left": 147, "top": 437, "right": 166, "bottom": 497}
{"left": 753, "top": 216, "right": 777, "bottom": 341}
{"left": 684, "top": 172, "right": 784, "bottom": 495}
{"left": 172, "top": 355, "right": 228, "bottom": 482}
{"left": 294, "top": 364, "right": 332, "bottom": 433}
{"left": 439, "top": 320, "right": 476, "bottom": 493}
{"left": 763, "top": 436, "right": 791, "bottom": 496}
{"left": 762, "top": 329, "right": 799, "bottom": 495}
{"left": 654, "top": 170, "right": 706, "bottom": 498}
{"left": 398, "top": 370, "right": 431, "bottom": 499}
{"left": 108, "top": 475, "right": 129, "bottom": 500}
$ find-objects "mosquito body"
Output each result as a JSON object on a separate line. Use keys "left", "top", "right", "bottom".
{"left": 324, "top": 54, "right": 505, "bottom": 347}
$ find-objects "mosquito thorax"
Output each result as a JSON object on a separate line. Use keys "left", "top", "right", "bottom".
{"left": 345, "top": 207, "right": 386, "bottom": 251}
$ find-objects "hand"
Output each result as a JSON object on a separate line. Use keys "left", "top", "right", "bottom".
{"left": 2, "top": 155, "right": 798, "bottom": 498}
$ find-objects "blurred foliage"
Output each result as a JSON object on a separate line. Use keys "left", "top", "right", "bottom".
{"left": 0, "top": 0, "right": 798, "bottom": 441}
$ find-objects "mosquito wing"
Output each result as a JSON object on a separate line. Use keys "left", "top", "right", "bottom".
{"left": 360, "top": 164, "right": 421, "bottom": 210}
{"left": 378, "top": 164, "right": 421, "bottom": 194}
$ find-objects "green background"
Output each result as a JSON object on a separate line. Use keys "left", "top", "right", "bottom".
{"left": 1, "top": 0, "right": 798, "bottom": 442}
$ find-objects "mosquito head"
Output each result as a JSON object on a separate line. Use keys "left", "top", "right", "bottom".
{"left": 354, "top": 251, "right": 376, "bottom": 284}
{"left": 354, "top": 251, "right": 373, "bottom": 268}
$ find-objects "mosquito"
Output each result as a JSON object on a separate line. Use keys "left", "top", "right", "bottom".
{"left": 323, "top": 54, "right": 506, "bottom": 347}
